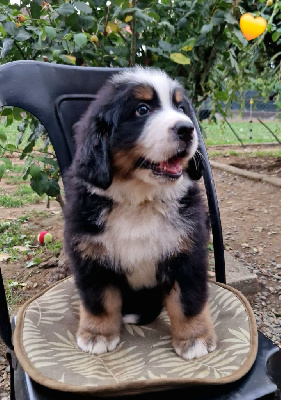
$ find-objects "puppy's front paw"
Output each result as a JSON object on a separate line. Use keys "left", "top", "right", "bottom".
{"left": 173, "top": 336, "right": 216, "bottom": 360}
{"left": 77, "top": 331, "right": 120, "bottom": 355}
{"left": 166, "top": 286, "right": 217, "bottom": 361}
{"left": 77, "top": 297, "right": 121, "bottom": 355}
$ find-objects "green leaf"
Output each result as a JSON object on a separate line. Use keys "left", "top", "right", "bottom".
{"left": 211, "top": 10, "right": 225, "bottom": 26}
{"left": 201, "top": 24, "right": 213, "bottom": 34}
{"left": 229, "top": 49, "right": 239, "bottom": 73}
{"left": 45, "top": 26, "right": 57, "bottom": 40}
{"left": 159, "top": 20, "right": 175, "bottom": 34}
{"left": 26, "top": 261, "right": 37, "bottom": 268}
{"left": 74, "top": 1, "right": 92, "bottom": 14}
{"left": 78, "top": 15, "right": 95, "bottom": 30}
{"left": 6, "top": 114, "right": 13, "bottom": 127}
{"left": 0, "top": 131, "right": 7, "bottom": 142}
{"left": 180, "top": 37, "right": 196, "bottom": 51}
{"left": 1, "top": 108, "right": 12, "bottom": 117}
{"left": 159, "top": 40, "right": 172, "bottom": 52}
{"left": 52, "top": 49, "right": 61, "bottom": 60}
{"left": 272, "top": 31, "right": 281, "bottom": 42}
{"left": 215, "top": 91, "right": 229, "bottom": 101}
{"left": 21, "top": 141, "right": 35, "bottom": 158}
{"left": 233, "top": 28, "right": 248, "bottom": 45}
{"left": 30, "top": 172, "right": 49, "bottom": 196}
{"left": 57, "top": 3, "right": 75, "bottom": 16}
{"left": 6, "top": 144, "right": 17, "bottom": 152}
{"left": 0, "top": 158, "right": 12, "bottom": 169}
{"left": 135, "top": 9, "right": 154, "bottom": 22}
{"left": 195, "top": 35, "right": 208, "bottom": 46}
{"left": 74, "top": 33, "right": 87, "bottom": 49}
{"left": 29, "top": 165, "right": 41, "bottom": 179}
{"left": 46, "top": 179, "right": 60, "bottom": 197}
{"left": 30, "top": 1, "right": 41, "bottom": 19}
{"left": 66, "top": 13, "right": 79, "bottom": 30}
{"left": 15, "top": 28, "right": 32, "bottom": 42}
{"left": 35, "top": 157, "right": 58, "bottom": 168}
{"left": 225, "top": 12, "right": 237, "bottom": 25}
{"left": 2, "top": 21, "right": 19, "bottom": 37}
{"left": 59, "top": 55, "right": 76, "bottom": 65}
{"left": 147, "top": 11, "right": 160, "bottom": 22}
{"left": 170, "top": 53, "right": 191, "bottom": 65}
{"left": 0, "top": 164, "right": 5, "bottom": 180}
{"left": 1, "top": 38, "right": 14, "bottom": 58}
{"left": 13, "top": 108, "right": 22, "bottom": 121}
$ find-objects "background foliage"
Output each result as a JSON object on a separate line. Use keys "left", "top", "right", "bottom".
{"left": 0, "top": 0, "right": 280, "bottom": 201}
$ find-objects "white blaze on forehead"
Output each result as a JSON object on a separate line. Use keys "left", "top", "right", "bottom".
{"left": 111, "top": 67, "right": 179, "bottom": 108}
{"left": 112, "top": 66, "right": 198, "bottom": 164}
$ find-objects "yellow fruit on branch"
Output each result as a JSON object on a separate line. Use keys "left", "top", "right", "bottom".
{"left": 90, "top": 35, "right": 99, "bottom": 43}
{"left": 17, "top": 14, "right": 27, "bottom": 23}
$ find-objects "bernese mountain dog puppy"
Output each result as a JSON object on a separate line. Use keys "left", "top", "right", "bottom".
{"left": 63, "top": 67, "right": 216, "bottom": 360}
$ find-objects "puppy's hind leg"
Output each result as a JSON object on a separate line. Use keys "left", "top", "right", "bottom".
{"left": 122, "top": 285, "right": 163, "bottom": 325}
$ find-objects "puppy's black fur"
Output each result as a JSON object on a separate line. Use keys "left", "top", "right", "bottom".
{"left": 63, "top": 67, "right": 215, "bottom": 359}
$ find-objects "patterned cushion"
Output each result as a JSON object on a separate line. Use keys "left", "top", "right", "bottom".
{"left": 14, "top": 277, "right": 257, "bottom": 396}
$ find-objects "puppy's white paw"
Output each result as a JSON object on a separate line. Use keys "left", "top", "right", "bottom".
{"left": 173, "top": 339, "right": 216, "bottom": 361}
{"left": 77, "top": 335, "right": 120, "bottom": 355}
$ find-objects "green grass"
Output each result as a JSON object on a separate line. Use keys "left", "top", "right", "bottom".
{"left": 0, "top": 117, "right": 44, "bottom": 148}
{"left": 0, "top": 216, "right": 31, "bottom": 252}
{"left": 4, "top": 165, "right": 25, "bottom": 185}
{"left": 0, "top": 213, "right": 62, "bottom": 259}
{"left": 0, "top": 185, "right": 44, "bottom": 207}
{"left": 202, "top": 121, "right": 281, "bottom": 146}
{"left": 0, "top": 120, "right": 24, "bottom": 146}
{"left": 37, "top": 239, "right": 63, "bottom": 258}
{"left": 208, "top": 148, "right": 281, "bottom": 158}
{"left": 4, "top": 174, "right": 23, "bottom": 185}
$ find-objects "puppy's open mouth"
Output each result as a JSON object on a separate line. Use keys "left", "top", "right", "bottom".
{"left": 136, "top": 153, "right": 186, "bottom": 179}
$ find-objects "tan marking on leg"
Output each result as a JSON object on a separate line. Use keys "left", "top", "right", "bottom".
{"left": 165, "top": 282, "right": 216, "bottom": 360}
{"left": 133, "top": 85, "right": 153, "bottom": 101}
{"left": 77, "top": 286, "right": 122, "bottom": 354}
{"left": 174, "top": 88, "right": 184, "bottom": 103}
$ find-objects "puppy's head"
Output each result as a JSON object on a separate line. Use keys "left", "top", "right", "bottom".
{"left": 73, "top": 67, "right": 203, "bottom": 189}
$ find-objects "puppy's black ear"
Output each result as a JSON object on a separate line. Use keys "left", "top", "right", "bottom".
{"left": 73, "top": 112, "right": 112, "bottom": 190}
{"left": 186, "top": 151, "right": 204, "bottom": 180}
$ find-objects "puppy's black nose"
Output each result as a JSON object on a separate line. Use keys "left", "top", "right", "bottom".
{"left": 173, "top": 121, "right": 194, "bottom": 142}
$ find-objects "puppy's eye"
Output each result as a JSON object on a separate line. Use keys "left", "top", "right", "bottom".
{"left": 136, "top": 104, "right": 150, "bottom": 116}
{"left": 177, "top": 104, "right": 185, "bottom": 113}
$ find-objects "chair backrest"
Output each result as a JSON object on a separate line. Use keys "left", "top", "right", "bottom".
{"left": 0, "top": 61, "right": 225, "bottom": 349}
{"left": 0, "top": 61, "right": 123, "bottom": 175}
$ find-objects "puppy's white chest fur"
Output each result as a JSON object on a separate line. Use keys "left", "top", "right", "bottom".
{"left": 100, "top": 200, "right": 184, "bottom": 289}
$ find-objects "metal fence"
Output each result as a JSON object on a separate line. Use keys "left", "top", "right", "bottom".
{"left": 198, "top": 91, "right": 281, "bottom": 146}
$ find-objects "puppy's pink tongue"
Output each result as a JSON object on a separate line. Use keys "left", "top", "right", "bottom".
{"left": 159, "top": 157, "right": 182, "bottom": 174}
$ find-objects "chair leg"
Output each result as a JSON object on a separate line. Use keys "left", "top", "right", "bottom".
{"left": 6, "top": 349, "right": 16, "bottom": 400}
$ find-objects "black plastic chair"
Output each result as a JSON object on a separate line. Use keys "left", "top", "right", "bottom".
{"left": 0, "top": 61, "right": 280, "bottom": 400}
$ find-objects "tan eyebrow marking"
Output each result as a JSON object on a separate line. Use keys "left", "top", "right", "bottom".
{"left": 174, "top": 88, "right": 184, "bottom": 103}
{"left": 133, "top": 85, "right": 153, "bottom": 101}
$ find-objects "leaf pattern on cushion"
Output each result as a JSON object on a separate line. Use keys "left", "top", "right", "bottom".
{"left": 18, "top": 278, "right": 256, "bottom": 393}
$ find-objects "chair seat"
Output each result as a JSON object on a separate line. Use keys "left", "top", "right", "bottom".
{"left": 13, "top": 277, "right": 257, "bottom": 397}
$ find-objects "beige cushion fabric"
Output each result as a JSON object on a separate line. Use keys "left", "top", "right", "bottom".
{"left": 14, "top": 277, "right": 258, "bottom": 396}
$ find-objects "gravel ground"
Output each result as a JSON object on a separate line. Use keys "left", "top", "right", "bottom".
{"left": 211, "top": 166, "right": 281, "bottom": 349}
